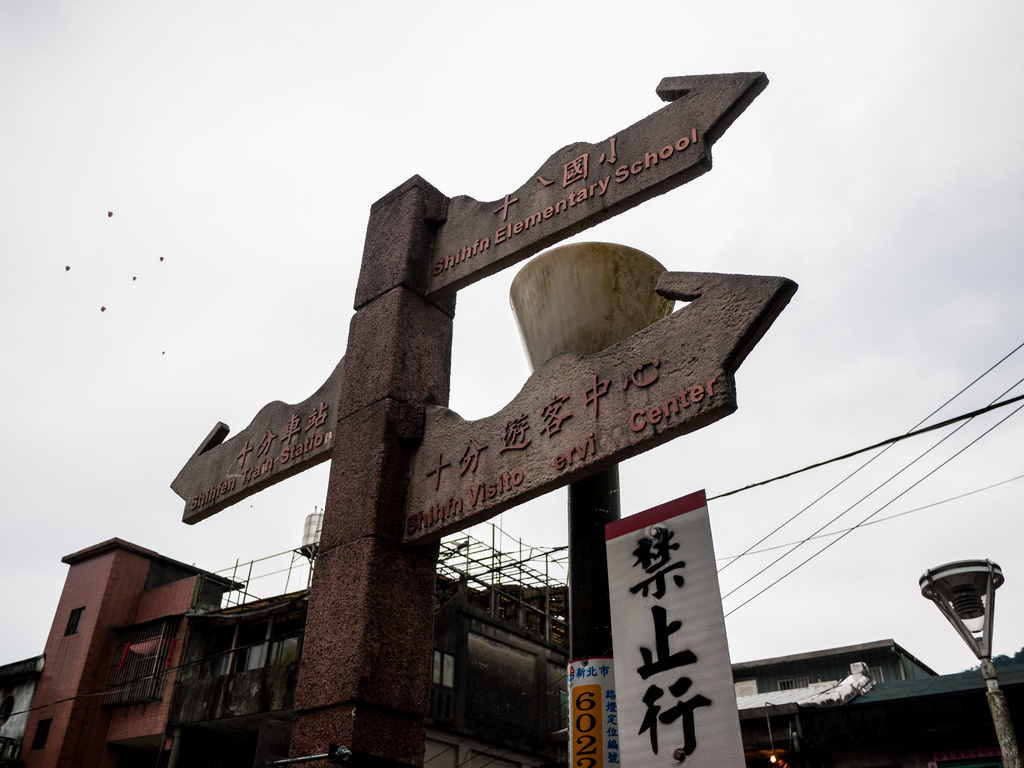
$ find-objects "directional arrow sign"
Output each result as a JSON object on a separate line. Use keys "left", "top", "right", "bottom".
{"left": 172, "top": 358, "right": 343, "bottom": 524}
{"left": 403, "top": 270, "right": 797, "bottom": 545}
{"left": 426, "top": 72, "right": 768, "bottom": 298}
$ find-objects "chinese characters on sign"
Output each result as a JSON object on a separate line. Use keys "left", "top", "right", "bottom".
{"left": 568, "top": 658, "right": 618, "bottom": 768}
{"left": 403, "top": 344, "right": 723, "bottom": 541}
{"left": 403, "top": 271, "right": 797, "bottom": 545}
{"left": 605, "top": 491, "right": 744, "bottom": 767}
{"left": 172, "top": 358, "right": 343, "bottom": 524}
{"left": 431, "top": 129, "right": 700, "bottom": 289}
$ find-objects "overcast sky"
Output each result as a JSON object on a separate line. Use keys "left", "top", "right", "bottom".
{"left": 2, "top": 1, "right": 1022, "bottom": 679}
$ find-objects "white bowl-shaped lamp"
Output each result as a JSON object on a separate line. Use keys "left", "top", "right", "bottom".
{"left": 920, "top": 559, "right": 1004, "bottom": 660}
{"left": 509, "top": 242, "right": 673, "bottom": 371}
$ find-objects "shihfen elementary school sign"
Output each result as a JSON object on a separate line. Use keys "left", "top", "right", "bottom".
{"left": 172, "top": 72, "right": 797, "bottom": 541}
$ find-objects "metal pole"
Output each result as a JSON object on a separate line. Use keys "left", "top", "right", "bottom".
{"left": 271, "top": 745, "right": 350, "bottom": 765}
{"left": 982, "top": 660, "right": 1021, "bottom": 768}
{"left": 567, "top": 465, "right": 620, "bottom": 660}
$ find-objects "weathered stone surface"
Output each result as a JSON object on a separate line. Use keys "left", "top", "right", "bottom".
{"left": 403, "top": 271, "right": 797, "bottom": 545}
{"left": 295, "top": 537, "right": 438, "bottom": 715}
{"left": 426, "top": 73, "right": 768, "bottom": 298}
{"left": 172, "top": 358, "right": 343, "bottom": 524}
{"left": 355, "top": 175, "right": 450, "bottom": 311}
{"left": 289, "top": 703, "right": 426, "bottom": 767}
{"left": 338, "top": 286, "right": 453, "bottom": 421}
{"left": 293, "top": 174, "right": 449, "bottom": 762}
{"left": 319, "top": 399, "right": 424, "bottom": 548}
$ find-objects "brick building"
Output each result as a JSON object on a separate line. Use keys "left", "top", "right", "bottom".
{"left": 20, "top": 539, "right": 234, "bottom": 767}
{"left": 12, "top": 534, "right": 1023, "bottom": 768}
{"left": 13, "top": 530, "right": 569, "bottom": 768}
{"left": 0, "top": 655, "right": 44, "bottom": 759}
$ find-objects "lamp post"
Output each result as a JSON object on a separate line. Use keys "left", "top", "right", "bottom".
{"left": 920, "top": 560, "right": 1020, "bottom": 768}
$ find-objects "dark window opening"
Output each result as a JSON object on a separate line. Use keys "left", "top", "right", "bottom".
{"left": 65, "top": 607, "right": 84, "bottom": 636}
{"left": 778, "top": 676, "right": 810, "bottom": 691}
{"left": 268, "top": 610, "right": 304, "bottom": 667}
{"left": 196, "top": 608, "right": 306, "bottom": 679}
{"left": 432, "top": 650, "right": 455, "bottom": 688}
{"left": 201, "top": 625, "right": 236, "bottom": 678}
{"left": 0, "top": 696, "right": 13, "bottom": 725}
{"left": 31, "top": 718, "right": 52, "bottom": 750}
{"left": 233, "top": 618, "right": 270, "bottom": 673}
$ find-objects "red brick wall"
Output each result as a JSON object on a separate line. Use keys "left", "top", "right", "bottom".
{"left": 21, "top": 546, "right": 189, "bottom": 768}
{"left": 135, "top": 578, "right": 195, "bottom": 625}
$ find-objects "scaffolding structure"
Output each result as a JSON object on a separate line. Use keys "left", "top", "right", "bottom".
{"left": 204, "top": 521, "right": 569, "bottom": 648}
{"left": 436, "top": 522, "right": 568, "bottom": 647}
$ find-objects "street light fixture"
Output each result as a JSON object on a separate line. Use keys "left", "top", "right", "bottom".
{"left": 920, "top": 560, "right": 1019, "bottom": 768}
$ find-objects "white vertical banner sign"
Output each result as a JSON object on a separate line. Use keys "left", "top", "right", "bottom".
{"left": 605, "top": 490, "right": 744, "bottom": 767}
{"left": 568, "top": 658, "right": 618, "bottom": 768}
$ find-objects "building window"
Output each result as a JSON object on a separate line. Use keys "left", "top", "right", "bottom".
{"left": 268, "top": 634, "right": 301, "bottom": 666}
{"left": 102, "top": 617, "right": 178, "bottom": 707}
{"left": 0, "top": 696, "right": 13, "bottom": 725}
{"left": 778, "top": 676, "right": 809, "bottom": 691}
{"left": 65, "top": 607, "right": 84, "bottom": 636}
{"left": 31, "top": 718, "right": 52, "bottom": 750}
{"left": 433, "top": 650, "right": 455, "bottom": 688}
{"left": 869, "top": 665, "right": 884, "bottom": 682}
{"left": 267, "top": 610, "right": 304, "bottom": 667}
{"left": 734, "top": 679, "right": 758, "bottom": 698}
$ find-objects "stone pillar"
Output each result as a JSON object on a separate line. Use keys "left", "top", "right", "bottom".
{"left": 290, "top": 176, "right": 451, "bottom": 765}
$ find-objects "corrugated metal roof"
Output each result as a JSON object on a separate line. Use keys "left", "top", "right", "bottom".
{"left": 737, "top": 683, "right": 837, "bottom": 710}
{"left": 731, "top": 638, "right": 935, "bottom": 675}
{"left": 737, "top": 663, "right": 1024, "bottom": 711}
{"left": 851, "top": 662, "right": 1024, "bottom": 705}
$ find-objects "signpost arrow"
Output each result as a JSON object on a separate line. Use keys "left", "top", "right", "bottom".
{"left": 427, "top": 72, "right": 768, "bottom": 298}
{"left": 403, "top": 270, "right": 796, "bottom": 545}
{"left": 171, "top": 358, "right": 343, "bottom": 524}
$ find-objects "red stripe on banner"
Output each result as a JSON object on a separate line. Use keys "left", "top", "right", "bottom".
{"left": 604, "top": 489, "right": 707, "bottom": 540}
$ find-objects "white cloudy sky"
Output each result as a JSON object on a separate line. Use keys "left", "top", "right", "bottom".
{"left": 2, "top": 1, "right": 1022, "bottom": 678}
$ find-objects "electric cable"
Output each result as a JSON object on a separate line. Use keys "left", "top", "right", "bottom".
{"left": 720, "top": 377, "right": 1024, "bottom": 603}
{"left": 715, "top": 473, "right": 1024, "bottom": 564}
{"left": 723, "top": 397, "right": 1024, "bottom": 617}
{"left": 712, "top": 341, "right": 1024, "bottom": 570}
{"left": 710, "top": 393, "right": 1024, "bottom": 505}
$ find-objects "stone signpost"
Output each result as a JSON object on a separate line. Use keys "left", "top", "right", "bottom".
{"left": 173, "top": 73, "right": 796, "bottom": 766}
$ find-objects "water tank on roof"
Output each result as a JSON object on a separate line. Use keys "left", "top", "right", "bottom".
{"left": 300, "top": 511, "right": 323, "bottom": 559}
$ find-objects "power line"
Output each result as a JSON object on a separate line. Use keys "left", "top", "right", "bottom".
{"left": 719, "top": 374, "right": 1024, "bottom": 604}
{"left": 713, "top": 341, "right": 1024, "bottom": 516}
{"left": 710, "top": 392, "right": 1024, "bottom": 504}
{"left": 716, "top": 475, "right": 1024, "bottom": 565}
{"left": 723, "top": 398, "right": 1024, "bottom": 617}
